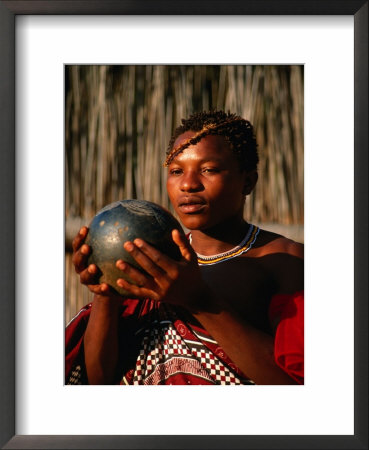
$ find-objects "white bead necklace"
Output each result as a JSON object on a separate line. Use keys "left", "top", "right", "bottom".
{"left": 189, "top": 224, "right": 260, "bottom": 266}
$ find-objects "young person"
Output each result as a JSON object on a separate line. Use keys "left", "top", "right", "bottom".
{"left": 66, "top": 110, "right": 304, "bottom": 385}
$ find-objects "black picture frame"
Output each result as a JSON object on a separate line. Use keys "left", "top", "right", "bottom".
{"left": 0, "top": 1, "right": 367, "bottom": 449}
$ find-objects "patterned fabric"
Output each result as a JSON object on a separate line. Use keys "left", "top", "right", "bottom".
{"left": 122, "top": 307, "right": 253, "bottom": 385}
{"left": 67, "top": 365, "right": 85, "bottom": 385}
{"left": 65, "top": 299, "right": 253, "bottom": 385}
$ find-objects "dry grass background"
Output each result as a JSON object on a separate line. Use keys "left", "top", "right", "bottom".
{"left": 65, "top": 65, "right": 304, "bottom": 324}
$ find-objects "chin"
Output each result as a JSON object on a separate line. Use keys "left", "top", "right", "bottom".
{"left": 178, "top": 214, "right": 210, "bottom": 231}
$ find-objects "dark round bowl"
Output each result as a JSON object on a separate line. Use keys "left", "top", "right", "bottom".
{"left": 85, "top": 199, "right": 184, "bottom": 296}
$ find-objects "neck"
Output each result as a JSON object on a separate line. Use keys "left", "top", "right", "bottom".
{"left": 189, "top": 217, "right": 250, "bottom": 256}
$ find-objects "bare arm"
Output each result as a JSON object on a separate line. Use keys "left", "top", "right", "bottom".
{"left": 83, "top": 293, "right": 121, "bottom": 385}
{"left": 72, "top": 227, "right": 122, "bottom": 384}
{"left": 193, "top": 300, "right": 297, "bottom": 384}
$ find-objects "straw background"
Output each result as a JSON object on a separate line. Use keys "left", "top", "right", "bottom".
{"left": 65, "top": 65, "right": 304, "bottom": 324}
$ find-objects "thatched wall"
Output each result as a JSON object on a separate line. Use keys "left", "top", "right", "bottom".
{"left": 65, "top": 65, "right": 304, "bottom": 324}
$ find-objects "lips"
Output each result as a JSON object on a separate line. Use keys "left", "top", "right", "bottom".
{"left": 177, "top": 196, "right": 206, "bottom": 214}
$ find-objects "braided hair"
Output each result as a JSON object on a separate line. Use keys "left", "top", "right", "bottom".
{"left": 164, "top": 110, "right": 258, "bottom": 172}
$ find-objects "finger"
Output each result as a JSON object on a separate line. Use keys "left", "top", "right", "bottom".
{"left": 171, "top": 229, "right": 197, "bottom": 263}
{"left": 79, "top": 264, "right": 100, "bottom": 285}
{"left": 116, "top": 278, "right": 160, "bottom": 301}
{"left": 87, "top": 282, "right": 115, "bottom": 296}
{"left": 132, "top": 238, "right": 181, "bottom": 275}
{"left": 72, "top": 244, "right": 91, "bottom": 273}
{"left": 72, "top": 226, "right": 89, "bottom": 253}
{"left": 123, "top": 241, "right": 166, "bottom": 279}
{"left": 115, "top": 260, "right": 148, "bottom": 287}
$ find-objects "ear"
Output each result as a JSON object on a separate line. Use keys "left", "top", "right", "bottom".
{"left": 242, "top": 170, "right": 258, "bottom": 195}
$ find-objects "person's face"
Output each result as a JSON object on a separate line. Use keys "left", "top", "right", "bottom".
{"left": 166, "top": 132, "right": 256, "bottom": 231}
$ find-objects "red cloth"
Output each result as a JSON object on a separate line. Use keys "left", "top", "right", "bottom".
{"left": 65, "top": 299, "right": 252, "bottom": 385}
{"left": 268, "top": 291, "right": 304, "bottom": 384}
{"left": 66, "top": 293, "right": 304, "bottom": 385}
{"left": 65, "top": 304, "right": 90, "bottom": 380}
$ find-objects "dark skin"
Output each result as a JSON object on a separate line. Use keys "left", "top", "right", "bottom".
{"left": 72, "top": 133, "right": 304, "bottom": 385}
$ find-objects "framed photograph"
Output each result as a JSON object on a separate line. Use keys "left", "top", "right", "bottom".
{"left": 1, "top": 1, "right": 367, "bottom": 449}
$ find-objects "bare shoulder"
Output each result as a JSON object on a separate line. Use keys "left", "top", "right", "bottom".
{"left": 273, "top": 236, "right": 304, "bottom": 259}
{"left": 248, "top": 228, "right": 304, "bottom": 295}
{"left": 251, "top": 228, "right": 304, "bottom": 259}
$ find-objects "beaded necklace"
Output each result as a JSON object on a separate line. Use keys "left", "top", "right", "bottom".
{"left": 189, "top": 224, "right": 260, "bottom": 266}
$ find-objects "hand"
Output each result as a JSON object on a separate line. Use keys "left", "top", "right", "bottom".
{"left": 115, "top": 229, "right": 206, "bottom": 308}
{"left": 71, "top": 226, "right": 119, "bottom": 298}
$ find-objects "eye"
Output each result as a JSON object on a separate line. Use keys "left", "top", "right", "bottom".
{"left": 169, "top": 168, "right": 183, "bottom": 176}
{"left": 202, "top": 167, "right": 220, "bottom": 174}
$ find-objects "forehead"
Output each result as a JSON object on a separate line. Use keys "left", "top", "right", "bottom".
{"left": 172, "top": 131, "right": 232, "bottom": 161}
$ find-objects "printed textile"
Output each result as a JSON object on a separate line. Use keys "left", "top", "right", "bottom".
{"left": 65, "top": 298, "right": 254, "bottom": 385}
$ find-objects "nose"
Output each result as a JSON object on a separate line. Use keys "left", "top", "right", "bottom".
{"left": 180, "top": 170, "right": 203, "bottom": 192}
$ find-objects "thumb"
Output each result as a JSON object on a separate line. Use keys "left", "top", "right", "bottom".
{"left": 172, "top": 229, "right": 197, "bottom": 263}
